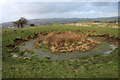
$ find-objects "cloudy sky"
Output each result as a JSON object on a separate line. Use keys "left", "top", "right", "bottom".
{"left": 0, "top": 1, "right": 118, "bottom": 23}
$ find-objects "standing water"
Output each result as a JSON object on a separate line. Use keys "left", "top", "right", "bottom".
{"left": 16, "top": 39, "right": 117, "bottom": 60}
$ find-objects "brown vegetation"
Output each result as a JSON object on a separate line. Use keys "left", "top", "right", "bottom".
{"left": 35, "top": 32, "right": 101, "bottom": 53}
{"left": 66, "top": 23, "right": 119, "bottom": 28}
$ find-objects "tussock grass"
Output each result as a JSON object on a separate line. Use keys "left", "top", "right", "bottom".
{"left": 40, "top": 32, "right": 101, "bottom": 53}
{"left": 44, "top": 32, "right": 86, "bottom": 45}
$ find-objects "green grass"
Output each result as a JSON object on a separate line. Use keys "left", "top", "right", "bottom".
{"left": 2, "top": 49, "right": 118, "bottom": 78}
{"left": 0, "top": 29, "right": 2, "bottom": 79}
{"left": 2, "top": 23, "right": 119, "bottom": 78}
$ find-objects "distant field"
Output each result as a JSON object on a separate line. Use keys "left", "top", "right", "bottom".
{"left": 2, "top": 22, "right": 119, "bottom": 78}
{"left": 1, "top": 17, "right": 118, "bottom": 29}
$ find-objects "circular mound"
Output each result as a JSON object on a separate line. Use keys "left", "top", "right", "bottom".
{"left": 34, "top": 32, "right": 101, "bottom": 53}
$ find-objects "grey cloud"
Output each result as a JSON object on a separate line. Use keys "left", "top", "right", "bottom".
{"left": 1, "top": 2, "right": 118, "bottom": 22}
{"left": 19, "top": 2, "right": 117, "bottom": 14}
{"left": 91, "top": 2, "right": 111, "bottom": 6}
{"left": 91, "top": 2, "right": 118, "bottom": 7}
{"left": 10, "top": 2, "right": 92, "bottom": 14}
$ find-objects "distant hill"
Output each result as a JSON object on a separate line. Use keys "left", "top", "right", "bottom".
{"left": 1, "top": 17, "right": 118, "bottom": 29}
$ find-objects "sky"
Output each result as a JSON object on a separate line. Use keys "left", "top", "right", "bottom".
{"left": 0, "top": 0, "right": 118, "bottom": 23}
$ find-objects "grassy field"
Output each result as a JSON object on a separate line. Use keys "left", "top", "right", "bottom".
{"left": 2, "top": 22, "right": 119, "bottom": 78}
{"left": 0, "top": 29, "right": 2, "bottom": 79}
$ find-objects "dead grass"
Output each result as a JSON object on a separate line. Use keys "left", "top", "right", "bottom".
{"left": 66, "top": 23, "right": 119, "bottom": 28}
{"left": 35, "top": 32, "right": 101, "bottom": 53}
{"left": 44, "top": 32, "right": 87, "bottom": 46}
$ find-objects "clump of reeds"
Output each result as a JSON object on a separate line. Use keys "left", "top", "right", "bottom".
{"left": 35, "top": 32, "right": 101, "bottom": 53}
{"left": 44, "top": 32, "right": 86, "bottom": 45}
